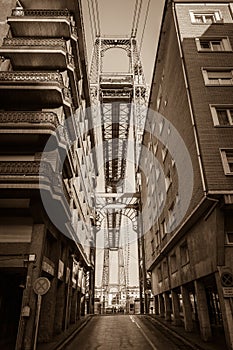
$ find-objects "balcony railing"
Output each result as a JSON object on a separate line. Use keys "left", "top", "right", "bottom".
{"left": 2, "top": 37, "right": 67, "bottom": 49}
{"left": 10, "top": 8, "right": 77, "bottom": 37}
{"left": 0, "top": 160, "right": 43, "bottom": 176}
{"left": 12, "top": 8, "right": 71, "bottom": 18}
{"left": 0, "top": 71, "right": 71, "bottom": 102}
{"left": 0, "top": 160, "right": 70, "bottom": 203}
{"left": 0, "top": 111, "right": 60, "bottom": 127}
{"left": 0, "top": 71, "right": 63, "bottom": 83}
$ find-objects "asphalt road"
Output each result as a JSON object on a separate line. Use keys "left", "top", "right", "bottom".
{"left": 65, "top": 315, "right": 192, "bottom": 350}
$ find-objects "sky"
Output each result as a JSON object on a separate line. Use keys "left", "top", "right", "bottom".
{"left": 82, "top": 0, "right": 165, "bottom": 84}
{"left": 81, "top": 0, "right": 165, "bottom": 288}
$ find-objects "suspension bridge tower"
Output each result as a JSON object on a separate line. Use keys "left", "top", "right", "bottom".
{"left": 90, "top": 36, "right": 148, "bottom": 310}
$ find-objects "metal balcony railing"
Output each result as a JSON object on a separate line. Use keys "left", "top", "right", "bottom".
{"left": 0, "top": 71, "right": 71, "bottom": 102}
{"left": 10, "top": 8, "right": 78, "bottom": 37}
{"left": 0, "top": 111, "right": 60, "bottom": 127}
{"left": 0, "top": 160, "right": 71, "bottom": 203}
{"left": 0, "top": 71, "right": 62, "bottom": 83}
{"left": 1, "top": 38, "right": 75, "bottom": 69}
{"left": 12, "top": 8, "right": 71, "bottom": 18}
{"left": 2, "top": 37, "right": 67, "bottom": 49}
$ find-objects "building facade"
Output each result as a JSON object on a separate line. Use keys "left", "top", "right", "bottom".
{"left": 141, "top": 0, "right": 233, "bottom": 348}
{"left": 0, "top": 1, "right": 96, "bottom": 349}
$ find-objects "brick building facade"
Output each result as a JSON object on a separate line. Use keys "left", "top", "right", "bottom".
{"left": 141, "top": 1, "right": 233, "bottom": 348}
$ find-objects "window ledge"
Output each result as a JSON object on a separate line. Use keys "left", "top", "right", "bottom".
{"left": 205, "top": 84, "right": 233, "bottom": 87}
{"left": 214, "top": 125, "right": 233, "bottom": 128}
{"left": 198, "top": 50, "right": 233, "bottom": 53}
{"left": 191, "top": 22, "right": 224, "bottom": 25}
{"left": 181, "top": 260, "right": 190, "bottom": 267}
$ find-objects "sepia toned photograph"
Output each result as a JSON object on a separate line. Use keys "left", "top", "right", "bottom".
{"left": 0, "top": 0, "right": 232, "bottom": 349}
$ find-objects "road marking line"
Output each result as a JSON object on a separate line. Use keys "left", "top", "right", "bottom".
{"left": 129, "top": 316, "right": 158, "bottom": 350}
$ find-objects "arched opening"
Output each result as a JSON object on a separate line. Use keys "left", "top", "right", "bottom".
{"left": 102, "top": 48, "right": 130, "bottom": 73}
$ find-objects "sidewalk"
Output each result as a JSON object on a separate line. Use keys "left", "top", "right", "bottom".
{"left": 146, "top": 314, "right": 227, "bottom": 350}
{"left": 37, "top": 315, "right": 92, "bottom": 350}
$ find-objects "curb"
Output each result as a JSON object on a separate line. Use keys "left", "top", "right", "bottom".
{"left": 54, "top": 316, "right": 92, "bottom": 350}
{"left": 145, "top": 315, "right": 204, "bottom": 350}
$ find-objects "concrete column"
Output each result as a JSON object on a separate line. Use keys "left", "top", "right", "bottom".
{"left": 54, "top": 281, "right": 66, "bottom": 334}
{"left": 194, "top": 280, "right": 212, "bottom": 341}
{"left": 171, "top": 290, "right": 182, "bottom": 326}
{"left": 77, "top": 291, "right": 81, "bottom": 320}
{"left": 154, "top": 295, "right": 159, "bottom": 315}
{"left": 70, "top": 289, "right": 78, "bottom": 324}
{"left": 38, "top": 276, "right": 58, "bottom": 342}
{"left": 215, "top": 271, "right": 233, "bottom": 350}
{"left": 159, "top": 294, "right": 165, "bottom": 318}
{"left": 164, "top": 292, "right": 172, "bottom": 321}
{"left": 20, "top": 224, "right": 45, "bottom": 350}
{"left": 181, "top": 285, "right": 193, "bottom": 332}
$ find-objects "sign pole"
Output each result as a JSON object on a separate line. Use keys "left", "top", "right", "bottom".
{"left": 32, "top": 277, "right": 51, "bottom": 350}
{"left": 33, "top": 294, "right": 42, "bottom": 350}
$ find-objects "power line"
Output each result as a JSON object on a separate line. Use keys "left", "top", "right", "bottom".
{"left": 139, "top": 0, "right": 151, "bottom": 54}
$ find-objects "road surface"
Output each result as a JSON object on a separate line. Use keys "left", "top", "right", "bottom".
{"left": 65, "top": 315, "right": 191, "bottom": 350}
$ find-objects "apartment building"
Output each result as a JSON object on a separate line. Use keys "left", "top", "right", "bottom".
{"left": 141, "top": 1, "right": 233, "bottom": 348}
{"left": 0, "top": 1, "right": 96, "bottom": 349}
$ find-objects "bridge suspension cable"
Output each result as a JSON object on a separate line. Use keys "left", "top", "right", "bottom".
{"left": 131, "top": 0, "right": 142, "bottom": 38}
{"left": 94, "top": 0, "right": 101, "bottom": 37}
{"left": 139, "top": 0, "right": 151, "bottom": 54}
{"left": 87, "top": 0, "right": 96, "bottom": 45}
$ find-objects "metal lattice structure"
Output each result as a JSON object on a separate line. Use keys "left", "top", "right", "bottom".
{"left": 90, "top": 37, "right": 148, "bottom": 305}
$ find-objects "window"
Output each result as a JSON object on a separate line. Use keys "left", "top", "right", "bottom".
{"left": 158, "top": 265, "right": 162, "bottom": 282}
{"left": 203, "top": 69, "right": 233, "bottom": 85}
{"left": 162, "top": 145, "right": 168, "bottom": 161}
{"left": 210, "top": 105, "right": 233, "bottom": 126}
{"left": 151, "top": 239, "right": 155, "bottom": 255}
{"left": 190, "top": 11, "right": 222, "bottom": 24}
{"left": 196, "top": 37, "right": 231, "bottom": 52}
{"left": 165, "top": 171, "right": 172, "bottom": 191}
{"left": 220, "top": 149, "right": 233, "bottom": 175}
{"left": 157, "top": 84, "right": 162, "bottom": 111}
{"left": 155, "top": 230, "right": 160, "bottom": 247}
{"left": 168, "top": 202, "right": 176, "bottom": 229}
{"left": 170, "top": 253, "right": 177, "bottom": 273}
{"left": 226, "top": 232, "right": 233, "bottom": 244}
{"left": 155, "top": 167, "right": 160, "bottom": 180}
{"left": 161, "top": 219, "right": 167, "bottom": 238}
{"left": 180, "top": 241, "right": 189, "bottom": 266}
{"left": 159, "top": 192, "right": 164, "bottom": 208}
{"left": 163, "top": 260, "right": 168, "bottom": 278}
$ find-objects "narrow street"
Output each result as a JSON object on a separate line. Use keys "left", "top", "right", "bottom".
{"left": 65, "top": 315, "right": 191, "bottom": 350}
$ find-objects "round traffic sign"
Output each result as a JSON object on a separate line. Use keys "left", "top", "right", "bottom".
{"left": 221, "top": 272, "right": 233, "bottom": 287}
{"left": 33, "top": 277, "right": 51, "bottom": 295}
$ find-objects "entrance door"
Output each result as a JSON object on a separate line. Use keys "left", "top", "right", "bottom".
{"left": 0, "top": 269, "right": 26, "bottom": 350}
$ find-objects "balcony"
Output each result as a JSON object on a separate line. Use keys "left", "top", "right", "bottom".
{"left": 8, "top": 9, "right": 77, "bottom": 39}
{"left": 0, "top": 71, "right": 72, "bottom": 111}
{"left": 0, "top": 38, "right": 74, "bottom": 70}
{"left": 0, "top": 160, "right": 70, "bottom": 214}
{"left": 0, "top": 38, "right": 80, "bottom": 107}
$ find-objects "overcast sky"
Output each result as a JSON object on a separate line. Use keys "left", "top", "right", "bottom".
{"left": 82, "top": 0, "right": 165, "bottom": 84}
